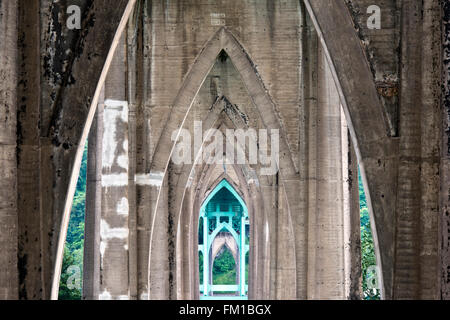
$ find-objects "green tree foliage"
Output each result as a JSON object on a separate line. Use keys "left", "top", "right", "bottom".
{"left": 59, "top": 247, "right": 82, "bottom": 300}
{"left": 359, "top": 171, "right": 381, "bottom": 300}
{"left": 58, "top": 144, "right": 87, "bottom": 300}
{"left": 213, "top": 247, "right": 236, "bottom": 285}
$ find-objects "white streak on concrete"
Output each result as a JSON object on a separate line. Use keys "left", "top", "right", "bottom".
{"left": 102, "top": 100, "right": 129, "bottom": 169}
{"left": 187, "top": 175, "right": 194, "bottom": 188}
{"left": 117, "top": 140, "right": 129, "bottom": 169}
{"left": 135, "top": 172, "right": 164, "bottom": 187}
{"left": 117, "top": 197, "right": 129, "bottom": 216}
{"left": 186, "top": 168, "right": 195, "bottom": 187}
{"left": 117, "top": 155, "right": 128, "bottom": 170}
{"left": 247, "top": 169, "right": 260, "bottom": 186}
{"left": 140, "top": 292, "right": 149, "bottom": 300}
{"left": 102, "top": 173, "right": 128, "bottom": 187}
{"left": 104, "top": 99, "right": 129, "bottom": 121}
{"left": 99, "top": 290, "right": 112, "bottom": 300}
{"left": 100, "top": 220, "right": 129, "bottom": 240}
{"left": 100, "top": 241, "right": 107, "bottom": 267}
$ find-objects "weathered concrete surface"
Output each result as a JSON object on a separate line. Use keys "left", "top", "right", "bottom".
{"left": 306, "top": 44, "right": 346, "bottom": 299}
{"left": 345, "top": 0, "right": 401, "bottom": 137}
{"left": 393, "top": 0, "right": 441, "bottom": 300}
{"left": 0, "top": 0, "right": 446, "bottom": 300}
{"left": 83, "top": 0, "right": 365, "bottom": 300}
{"left": 0, "top": 0, "right": 18, "bottom": 300}
{"left": 305, "top": 0, "right": 442, "bottom": 299}
{"left": 304, "top": 0, "right": 396, "bottom": 298}
{"left": 441, "top": 0, "right": 450, "bottom": 300}
{"left": 98, "top": 34, "right": 131, "bottom": 299}
{"left": 82, "top": 95, "right": 104, "bottom": 300}
{"left": 13, "top": 0, "right": 135, "bottom": 299}
{"left": 74, "top": 0, "right": 443, "bottom": 300}
{"left": 348, "top": 133, "right": 362, "bottom": 299}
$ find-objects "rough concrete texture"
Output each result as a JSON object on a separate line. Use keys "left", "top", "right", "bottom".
{"left": 13, "top": 0, "right": 132, "bottom": 299}
{"left": 344, "top": 0, "right": 401, "bottom": 137}
{"left": 442, "top": 0, "right": 450, "bottom": 301}
{"left": 0, "top": 0, "right": 447, "bottom": 300}
{"left": 83, "top": 1, "right": 362, "bottom": 300}
{"left": 305, "top": 0, "right": 442, "bottom": 299}
{"left": 0, "top": 0, "right": 19, "bottom": 300}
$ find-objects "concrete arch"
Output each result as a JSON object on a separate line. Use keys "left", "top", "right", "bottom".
{"left": 303, "top": 0, "right": 393, "bottom": 298}
{"left": 50, "top": 0, "right": 137, "bottom": 299}
{"left": 173, "top": 117, "right": 271, "bottom": 299}
{"left": 189, "top": 165, "right": 265, "bottom": 299}
{"left": 162, "top": 94, "right": 268, "bottom": 299}
{"left": 162, "top": 91, "right": 292, "bottom": 299}
{"left": 200, "top": 179, "right": 248, "bottom": 219}
{"left": 148, "top": 27, "right": 299, "bottom": 299}
{"left": 210, "top": 235, "right": 239, "bottom": 275}
{"left": 210, "top": 234, "right": 241, "bottom": 291}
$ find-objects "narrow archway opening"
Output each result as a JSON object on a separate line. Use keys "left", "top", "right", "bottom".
{"left": 359, "top": 169, "right": 381, "bottom": 300}
{"left": 198, "top": 179, "right": 249, "bottom": 300}
{"left": 212, "top": 245, "right": 237, "bottom": 288}
{"left": 58, "top": 143, "right": 88, "bottom": 300}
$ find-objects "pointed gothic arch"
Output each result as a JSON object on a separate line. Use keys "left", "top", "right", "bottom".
{"left": 303, "top": 0, "right": 389, "bottom": 298}
{"left": 148, "top": 27, "right": 298, "bottom": 299}
{"left": 198, "top": 179, "right": 249, "bottom": 298}
{"left": 50, "top": 0, "right": 137, "bottom": 299}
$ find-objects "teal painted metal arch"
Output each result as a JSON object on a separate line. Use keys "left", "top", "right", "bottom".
{"left": 199, "top": 178, "right": 249, "bottom": 298}
{"left": 200, "top": 179, "right": 248, "bottom": 218}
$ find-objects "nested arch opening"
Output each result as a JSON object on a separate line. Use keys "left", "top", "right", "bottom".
{"left": 198, "top": 179, "right": 249, "bottom": 300}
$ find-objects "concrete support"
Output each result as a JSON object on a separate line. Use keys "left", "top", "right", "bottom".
{"left": 441, "top": 0, "right": 450, "bottom": 300}
{"left": 16, "top": 0, "right": 44, "bottom": 300}
{"left": 0, "top": 0, "right": 18, "bottom": 300}
{"left": 83, "top": 96, "right": 104, "bottom": 300}
{"left": 418, "top": 0, "right": 441, "bottom": 300}
{"left": 394, "top": 0, "right": 441, "bottom": 299}
{"left": 97, "top": 34, "right": 131, "bottom": 300}
{"left": 0, "top": 0, "right": 445, "bottom": 301}
{"left": 348, "top": 135, "right": 362, "bottom": 299}
{"left": 306, "top": 44, "right": 346, "bottom": 299}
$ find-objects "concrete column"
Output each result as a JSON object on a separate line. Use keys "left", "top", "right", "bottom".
{"left": 342, "top": 110, "right": 362, "bottom": 300}
{"left": 134, "top": 0, "right": 153, "bottom": 299}
{"left": 418, "top": 0, "right": 441, "bottom": 300}
{"left": 394, "top": 0, "right": 423, "bottom": 299}
{"left": 296, "top": 2, "right": 309, "bottom": 299}
{"left": 394, "top": 0, "right": 441, "bottom": 299}
{"left": 441, "top": 0, "right": 450, "bottom": 301}
{"left": 126, "top": 13, "right": 138, "bottom": 300}
{"left": 304, "top": 13, "right": 319, "bottom": 300}
{"left": 342, "top": 109, "right": 351, "bottom": 298}
{"left": 0, "top": 0, "right": 18, "bottom": 300}
{"left": 16, "top": 0, "right": 44, "bottom": 300}
{"left": 350, "top": 135, "right": 362, "bottom": 299}
{"left": 83, "top": 91, "right": 104, "bottom": 300}
{"left": 307, "top": 42, "right": 346, "bottom": 300}
{"left": 98, "top": 34, "right": 131, "bottom": 300}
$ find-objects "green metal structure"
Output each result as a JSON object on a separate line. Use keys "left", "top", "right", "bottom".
{"left": 199, "top": 179, "right": 249, "bottom": 300}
